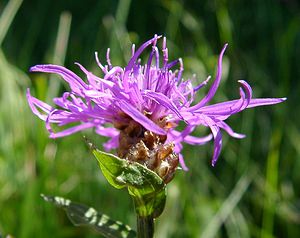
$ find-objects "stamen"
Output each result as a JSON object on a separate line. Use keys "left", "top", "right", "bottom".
{"left": 131, "top": 44, "right": 135, "bottom": 57}
{"left": 153, "top": 34, "right": 158, "bottom": 47}
{"left": 177, "top": 58, "right": 184, "bottom": 82}
{"left": 106, "top": 48, "right": 112, "bottom": 70}
{"left": 162, "top": 37, "right": 168, "bottom": 67}
{"left": 194, "top": 76, "right": 211, "bottom": 92}
{"left": 95, "top": 52, "right": 108, "bottom": 74}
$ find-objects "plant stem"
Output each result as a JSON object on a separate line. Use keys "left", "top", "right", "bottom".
{"left": 137, "top": 215, "right": 154, "bottom": 238}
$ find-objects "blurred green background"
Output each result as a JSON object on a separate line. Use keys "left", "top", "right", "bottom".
{"left": 0, "top": 0, "right": 299, "bottom": 237}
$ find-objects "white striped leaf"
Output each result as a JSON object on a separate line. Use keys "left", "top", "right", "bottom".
{"left": 41, "top": 194, "right": 136, "bottom": 238}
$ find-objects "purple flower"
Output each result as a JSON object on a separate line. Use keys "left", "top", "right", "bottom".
{"left": 27, "top": 35, "right": 285, "bottom": 169}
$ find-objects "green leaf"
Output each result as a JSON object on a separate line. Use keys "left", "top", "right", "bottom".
{"left": 41, "top": 194, "right": 136, "bottom": 238}
{"left": 91, "top": 146, "right": 166, "bottom": 218}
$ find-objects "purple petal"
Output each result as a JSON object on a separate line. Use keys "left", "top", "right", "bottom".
{"left": 145, "top": 46, "right": 159, "bottom": 90}
{"left": 193, "top": 76, "right": 211, "bottom": 92}
{"left": 30, "top": 64, "right": 87, "bottom": 95}
{"left": 83, "top": 90, "right": 112, "bottom": 99}
{"left": 95, "top": 126, "right": 119, "bottom": 137}
{"left": 193, "top": 97, "right": 286, "bottom": 117}
{"left": 171, "top": 125, "right": 195, "bottom": 143}
{"left": 103, "top": 136, "right": 119, "bottom": 151}
{"left": 247, "top": 97, "right": 287, "bottom": 108}
{"left": 142, "top": 90, "right": 184, "bottom": 120}
{"left": 166, "top": 59, "right": 180, "bottom": 69}
{"left": 199, "top": 80, "right": 252, "bottom": 119}
{"left": 200, "top": 115, "right": 223, "bottom": 166}
{"left": 104, "top": 66, "right": 124, "bottom": 81}
{"left": 53, "top": 93, "right": 70, "bottom": 108}
{"left": 238, "top": 80, "right": 252, "bottom": 108}
{"left": 95, "top": 51, "right": 108, "bottom": 74}
{"left": 51, "top": 123, "right": 94, "bottom": 138}
{"left": 217, "top": 121, "right": 245, "bottom": 139}
{"left": 124, "top": 35, "right": 161, "bottom": 90}
{"left": 179, "top": 154, "right": 189, "bottom": 171}
{"left": 46, "top": 109, "right": 94, "bottom": 138}
{"left": 46, "top": 110, "right": 72, "bottom": 124}
{"left": 188, "top": 44, "right": 228, "bottom": 111}
{"left": 125, "top": 35, "right": 161, "bottom": 73}
{"left": 182, "top": 134, "right": 213, "bottom": 145}
{"left": 211, "top": 126, "right": 222, "bottom": 167}
{"left": 117, "top": 100, "right": 166, "bottom": 135}
{"left": 170, "top": 129, "right": 212, "bottom": 145}
{"left": 26, "top": 89, "right": 52, "bottom": 121}
{"left": 127, "top": 83, "right": 144, "bottom": 109}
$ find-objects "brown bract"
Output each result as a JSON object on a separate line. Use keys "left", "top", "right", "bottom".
{"left": 116, "top": 117, "right": 179, "bottom": 184}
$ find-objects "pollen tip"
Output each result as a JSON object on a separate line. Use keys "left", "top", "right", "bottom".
{"left": 179, "top": 165, "right": 189, "bottom": 171}
{"left": 29, "top": 66, "right": 38, "bottom": 72}
{"left": 49, "top": 134, "right": 57, "bottom": 139}
{"left": 221, "top": 43, "right": 229, "bottom": 52}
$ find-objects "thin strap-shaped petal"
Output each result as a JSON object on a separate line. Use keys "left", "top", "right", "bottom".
{"left": 217, "top": 121, "right": 245, "bottom": 139}
{"left": 193, "top": 76, "right": 211, "bottom": 92}
{"left": 125, "top": 35, "right": 161, "bottom": 72}
{"left": 104, "top": 66, "right": 124, "bottom": 81}
{"left": 75, "top": 62, "right": 115, "bottom": 89}
{"left": 30, "top": 64, "right": 87, "bottom": 91}
{"left": 210, "top": 125, "right": 222, "bottom": 167}
{"left": 50, "top": 123, "right": 94, "bottom": 138}
{"left": 182, "top": 134, "right": 213, "bottom": 145}
{"left": 145, "top": 46, "right": 159, "bottom": 90}
{"left": 189, "top": 81, "right": 250, "bottom": 119}
{"left": 247, "top": 97, "right": 287, "bottom": 108}
{"left": 103, "top": 136, "right": 119, "bottom": 151}
{"left": 95, "top": 52, "right": 108, "bottom": 74}
{"left": 201, "top": 80, "right": 251, "bottom": 118}
{"left": 26, "top": 89, "right": 52, "bottom": 121}
{"left": 178, "top": 154, "right": 189, "bottom": 171}
{"left": 142, "top": 90, "right": 184, "bottom": 120}
{"left": 106, "top": 48, "right": 113, "bottom": 70}
{"left": 95, "top": 126, "right": 119, "bottom": 137}
{"left": 238, "top": 80, "right": 252, "bottom": 109}
{"left": 128, "top": 85, "right": 144, "bottom": 110}
{"left": 170, "top": 129, "right": 213, "bottom": 145}
{"left": 167, "top": 59, "right": 180, "bottom": 69}
{"left": 173, "top": 125, "right": 195, "bottom": 143}
{"left": 46, "top": 109, "right": 94, "bottom": 138}
{"left": 194, "top": 97, "right": 286, "bottom": 116}
{"left": 117, "top": 100, "right": 166, "bottom": 135}
{"left": 202, "top": 115, "right": 223, "bottom": 166}
{"left": 188, "top": 44, "right": 228, "bottom": 111}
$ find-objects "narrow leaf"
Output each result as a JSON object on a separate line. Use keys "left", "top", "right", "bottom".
{"left": 41, "top": 194, "right": 136, "bottom": 238}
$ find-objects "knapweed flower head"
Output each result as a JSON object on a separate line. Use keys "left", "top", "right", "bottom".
{"left": 27, "top": 35, "right": 285, "bottom": 182}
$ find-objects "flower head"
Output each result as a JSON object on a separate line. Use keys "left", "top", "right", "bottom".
{"left": 27, "top": 35, "right": 285, "bottom": 180}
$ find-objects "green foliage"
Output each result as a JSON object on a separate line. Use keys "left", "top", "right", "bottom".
{"left": 91, "top": 145, "right": 166, "bottom": 218}
{"left": 0, "top": 0, "right": 299, "bottom": 238}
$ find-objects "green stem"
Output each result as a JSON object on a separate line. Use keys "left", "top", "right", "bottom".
{"left": 137, "top": 215, "right": 154, "bottom": 238}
